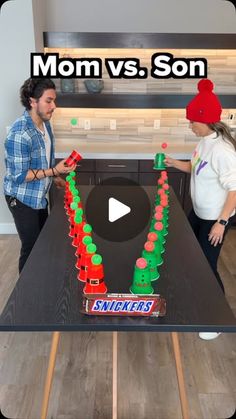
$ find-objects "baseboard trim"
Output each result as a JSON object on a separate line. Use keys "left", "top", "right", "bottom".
{"left": 0, "top": 223, "right": 17, "bottom": 234}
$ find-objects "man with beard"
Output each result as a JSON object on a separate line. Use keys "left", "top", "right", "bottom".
{"left": 4, "top": 78, "right": 75, "bottom": 273}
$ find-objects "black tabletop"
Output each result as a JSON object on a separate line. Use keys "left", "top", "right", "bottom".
{"left": 0, "top": 186, "right": 235, "bottom": 332}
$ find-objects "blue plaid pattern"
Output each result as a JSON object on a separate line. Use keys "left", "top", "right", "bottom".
{"left": 4, "top": 110, "right": 55, "bottom": 209}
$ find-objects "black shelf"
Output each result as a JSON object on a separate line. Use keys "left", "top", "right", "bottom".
{"left": 46, "top": 32, "right": 236, "bottom": 110}
{"left": 44, "top": 32, "right": 236, "bottom": 49}
{"left": 56, "top": 93, "right": 236, "bottom": 109}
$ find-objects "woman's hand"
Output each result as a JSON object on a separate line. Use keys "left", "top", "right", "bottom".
{"left": 164, "top": 157, "right": 191, "bottom": 173}
{"left": 208, "top": 222, "right": 225, "bottom": 246}
{"left": 164, "top": 156, "right": 177, "bottom": 168}
{"left": 54, "top": 159, "right": 76, "bottom": 175}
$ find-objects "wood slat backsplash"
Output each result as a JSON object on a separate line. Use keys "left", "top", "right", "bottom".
{"left": 52, "top": 108, "right": 236, "bottom": 145}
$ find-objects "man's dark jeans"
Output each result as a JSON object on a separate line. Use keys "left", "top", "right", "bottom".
{"left": 5, "top": 196, "right": 48, "bottom": 273}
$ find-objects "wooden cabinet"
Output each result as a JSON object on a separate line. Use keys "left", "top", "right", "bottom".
{"left": 183, "top": 173, "right": 192, "bottom": 216}
{"left": 76, "top": 172, "right": 95, "bottom": 185}
{"left": 167, "top": 172, "right": 185, "bottom": 206}
{"left": 95, "top": 159, "right": 139, "bottom": 184}
{"left": 76, "top": 159, "right": 95, "bottom": 185}
{"left": 96, "top": 159, "right": 138, "bottom": 172}
{"left": 96, "top": 172, "right": 139, "bottom": 184}
{"left": 76, "top": 159, "right": 95, "bottom": 172}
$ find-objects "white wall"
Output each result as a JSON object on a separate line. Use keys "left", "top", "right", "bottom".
{"left": 0, "top": 0, "right": 46, "bottom": 233}
{"left": 32, "top": 0, "right": 46, "bottom": 51}
{"left": 45, "top": 0, "right": 236, "bottom": 33}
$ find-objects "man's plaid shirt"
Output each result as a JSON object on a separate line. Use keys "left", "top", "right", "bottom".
{"left": 4, "top": 110, "right": 55, "bottom": 209}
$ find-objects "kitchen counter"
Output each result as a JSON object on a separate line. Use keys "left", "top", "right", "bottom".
{"left": 55, "top": 140, "right": 196, "bottom": 160}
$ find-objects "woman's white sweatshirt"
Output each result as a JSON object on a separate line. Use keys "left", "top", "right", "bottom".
{"left": 190, "top": 132, "right": 236, "bottom": 220}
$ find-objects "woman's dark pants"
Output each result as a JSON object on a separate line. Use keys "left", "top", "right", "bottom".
{"left": 188, "top": 209, "right": 231, "bottom": 294}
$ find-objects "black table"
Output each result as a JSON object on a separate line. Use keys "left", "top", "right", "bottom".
{"left": 0, "top": 186, "right": 235, "bottom": 419}
{"left": 0, "top": 186, "right": 235, "bottom": 332}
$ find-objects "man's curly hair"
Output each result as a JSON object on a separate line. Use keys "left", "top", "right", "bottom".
{"left": 20, "top": 78, "right": 56, "bottom": 110}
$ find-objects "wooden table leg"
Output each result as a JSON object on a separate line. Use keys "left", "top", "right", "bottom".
{"left": 171, "top": 332, "right": 190, "bottom": 419}
{"left": 40, "top": 331, "right": 60, "bottom": 419}
{"left": 112, "top": 331, "right": 118, "bottom": 419}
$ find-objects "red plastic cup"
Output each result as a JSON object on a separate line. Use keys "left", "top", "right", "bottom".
{"left": 83, "top": 254, "right": 107, "bottom": 294}
{"left": 65, "top": 150, "right": 82, "bottom": 167}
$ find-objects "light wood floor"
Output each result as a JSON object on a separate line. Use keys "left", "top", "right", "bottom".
{"left": 0, "top": 231, "right": 235, "bottom": 419}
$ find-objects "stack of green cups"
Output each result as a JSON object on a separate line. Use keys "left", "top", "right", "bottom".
{"left": 148, "top": 232, "right": 165, "bottom": 256}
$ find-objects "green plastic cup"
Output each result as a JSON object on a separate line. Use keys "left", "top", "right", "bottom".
{"left": 142, "top": 250, "right": 160, "bottom": 281}
{"left": 153, "top": 153, "right": 166, "bottom": 170}
{"left": 130, "top": 258, "right": 154, "bottom": 295}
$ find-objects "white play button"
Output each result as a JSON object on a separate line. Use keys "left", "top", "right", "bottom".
{"left": 86, "top": 177, "right": 151, "bottom": 241}
{"left": 108, "top": 197, "right": 131, "bottom": 223}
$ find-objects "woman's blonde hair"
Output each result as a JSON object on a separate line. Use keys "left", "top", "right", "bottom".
{"left": 208, "top": 121, "right": 236, "bottom": 151}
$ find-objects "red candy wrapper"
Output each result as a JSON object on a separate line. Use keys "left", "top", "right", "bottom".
{"left": 81, "top": 293, "right": 166, "bottom": 317}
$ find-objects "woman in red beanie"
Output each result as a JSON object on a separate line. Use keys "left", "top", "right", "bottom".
{"left": 165, "top": 79, "right": 236, "bottom": 340}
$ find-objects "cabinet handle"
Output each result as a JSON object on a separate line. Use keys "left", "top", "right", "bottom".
{"left": 98, "top": 177, "right": 101, "bottom": 184}
{"left": 89, "top": 177, "right": 92, "bottom": 185}
{"left": 107, "top": 164, "right": 126, "bottom": 168}
{"left": 179, "top": 178, "right": 183, "bottom": 196}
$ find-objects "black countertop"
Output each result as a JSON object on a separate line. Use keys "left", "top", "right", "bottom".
{"left": 0, "top": 186, "right": 235, "bottom": 332}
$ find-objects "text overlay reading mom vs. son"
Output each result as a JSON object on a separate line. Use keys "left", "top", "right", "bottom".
{"left": 31, "top": 53, "right": 207, "bottom": 79}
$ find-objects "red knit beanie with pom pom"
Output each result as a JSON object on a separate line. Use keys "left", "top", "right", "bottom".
{"left": 186, "top": 79, "right": 222, "bottom": 123}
